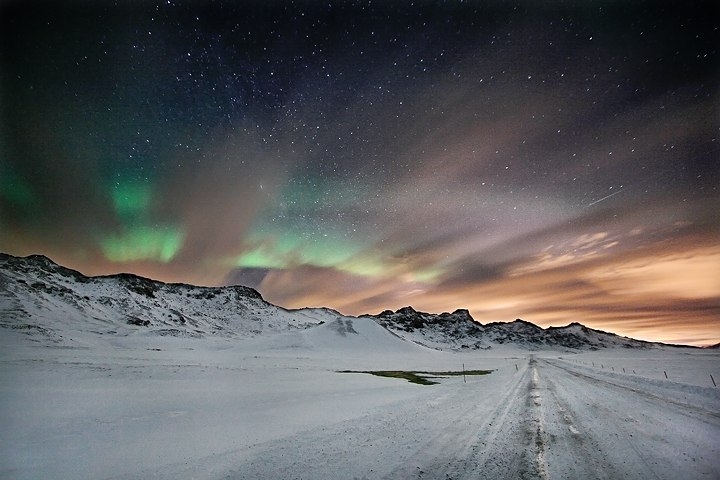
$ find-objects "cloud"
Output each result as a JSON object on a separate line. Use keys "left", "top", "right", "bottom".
{"left": 224, "top": 267, "right": 271, "bottom": 290}
{"left": 430, "top": 233, "right": 720, "bottom": 344}
{"left": 258, "top": 264, "right": 433, "bottom": 315}
{"left": 159, "top": 132, "right": 291, "bottom": 264}
{"left": 254, "top": 196, "right": 720, "bottom": 345}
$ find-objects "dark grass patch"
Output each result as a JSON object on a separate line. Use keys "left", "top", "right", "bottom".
{"left": 417, "top": 370, "right": 493, "bottom": 377}
{"left": 338, "top": 369, "right": 492, "bottom": 385}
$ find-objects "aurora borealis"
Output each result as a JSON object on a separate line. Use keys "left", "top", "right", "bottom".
{"left": 1, "top": 1, "right": 718, "bottom": 345}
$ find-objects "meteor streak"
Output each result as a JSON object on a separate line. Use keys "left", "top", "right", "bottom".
{"left": 586, "top": 188, "right": 625, "bottom": 207}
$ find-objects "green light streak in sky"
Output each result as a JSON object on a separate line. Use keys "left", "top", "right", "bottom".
{"left": 101, "top": 225, "right": 184, "bottom": 263}
{"left": 410, "top": 266, "right": 445, "bottom": 283}
{"left": 102, "top": 179, "right": 185, "bottom": 263}
{"left": 233, "top": 177, "right": 446, "bottom": 281}
{"left": 236, "top": 229, "right": 361, "bottom": 270}
{"left": 236, "top": 237, "right": 446, "bottom": 282}
{"left": 336, "top": 255, "right": 388, "bottom": 277}
{"left": 111, "top": 181, "right": 152, "bottom": 222}
{"left": 235, "top": 237, "right": 292, "bottom": 269}
{"left": 235, "top": 177, "right": 378, "bottom": 270}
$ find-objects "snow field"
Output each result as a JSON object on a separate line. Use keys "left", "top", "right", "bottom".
{"left": 0, "top": 329, "right": 518, "bottom": 480}
{"left": 1, "top": 327, "right": 718, "bottom": 479}
{"left": 555, "top": 348, "right": 720, "bottom": 388}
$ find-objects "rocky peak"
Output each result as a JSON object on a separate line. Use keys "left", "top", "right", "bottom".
{"left": 396, "top": 306, "right": 419, "bottom": 316}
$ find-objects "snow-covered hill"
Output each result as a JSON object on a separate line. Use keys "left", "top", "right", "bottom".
{"left": 365, "top": 306, "right": 656, "bottom": 351}
{"left": 1, "top": 253, "right": 664, "bottom": 351}
{"left": 288, "top": 316, "right": 427, "bottom": 354}
{"left": 0, "top": 253, "right": 335, "bottom": 345}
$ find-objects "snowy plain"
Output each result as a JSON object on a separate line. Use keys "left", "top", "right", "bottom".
{"left": 1, "top": 317, "right": 719, "bottom": 480}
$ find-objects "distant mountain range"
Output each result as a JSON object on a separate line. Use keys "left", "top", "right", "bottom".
{"left": 362, "top": 307, "right": 655, "bottom": 351}
{"left": 0, "top": 253, "right": 675, "bottom": 351}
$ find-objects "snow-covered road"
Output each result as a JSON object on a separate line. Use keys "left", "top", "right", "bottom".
{"left": 408, "top": 356, "right": 719, "bottom": 480}
{"left": 538, "top": 358, "right": 719, "bottom": 479}
{"left": 409, "top": 356, "right": 720, "bottom": 480}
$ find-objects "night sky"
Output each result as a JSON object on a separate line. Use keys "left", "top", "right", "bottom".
{"left": 1, "top": 1, "right": 718, "bottom": 345}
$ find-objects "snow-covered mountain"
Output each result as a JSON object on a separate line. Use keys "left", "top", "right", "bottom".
{"left": 363, "top": 306, "right": 655, "bottom": 351}
{"left": 1, "top": 253, "right": 661, "bottom": 351}
{"left": 0, "top": 253, "right": 336, "bottom": 344}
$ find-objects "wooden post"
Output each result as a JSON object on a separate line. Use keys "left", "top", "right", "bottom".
{"left": 463, "top": 363, "right": 466, "bottom": 383}
{"left": 515, "top": 364, "right": 518, "bottom": 371}
{"left": 711, "top": 374, "right": 716, "bottom": 387}
{"left": 664, "top": 371, "right": 668, "bottom": 379}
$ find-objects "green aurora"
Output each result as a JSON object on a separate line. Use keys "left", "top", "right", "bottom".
{"left": 102, "top": 180, "right": 183, "bottom": 263}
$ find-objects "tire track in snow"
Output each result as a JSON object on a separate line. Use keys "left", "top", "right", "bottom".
{"left": 382, "top": 362, "right": 532, "bottom": 479}
{"left": 528, "top": 358, "right": 550, "bottom": 480}
{"left": 401, "top": 356, "right": 549, "bottom": 480}
{"left": 538, "top": 358, "right": 719, "bottom": 480}
{"left": 461, "top": 356, "right": 546, "bottom": 480}
{"left": 537, "top": 360, "right": 629, "bottom": 479}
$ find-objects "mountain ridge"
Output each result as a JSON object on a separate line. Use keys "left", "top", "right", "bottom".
{"left": 0, "top": 252, "right": 332, "bottom": 343}
{"left": 0, "top": 253, "right": 684, "bottom": 350}
{"left": 362, "top": 306, "right": 660, "bottom": 351}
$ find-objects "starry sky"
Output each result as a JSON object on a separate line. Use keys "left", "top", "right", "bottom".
{"left": 1, "top": 1, "right": 718, "bottom": 345}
